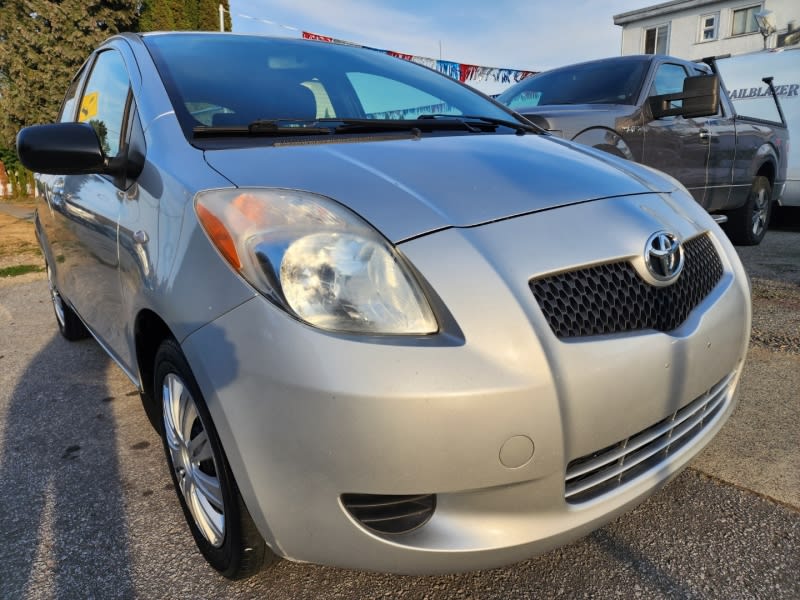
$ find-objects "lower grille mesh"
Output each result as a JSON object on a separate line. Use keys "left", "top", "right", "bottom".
{"left": 565, "top": 372, "right": 734, "bottom": 504}
{"left": 530, "top": 234, "right": 723, "bottom": 338}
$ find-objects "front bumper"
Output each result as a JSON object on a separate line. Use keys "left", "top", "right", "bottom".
{"left": 777, "top": 179, "right": 799, "bottom": 207}
{"left": 181, "top": 193, "right": 751, "bottom": 574}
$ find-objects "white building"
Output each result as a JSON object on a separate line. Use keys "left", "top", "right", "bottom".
{"left": 614, "top": 0, "right": 799, "bottom": 60}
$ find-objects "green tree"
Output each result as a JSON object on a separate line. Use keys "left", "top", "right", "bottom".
{"left": 197, "top": 0, "right": 231, "bottom": 31}
{"left": 0, "top": 147, "right": 20, "bottom": 175}
{"left": 0, "top": 0, "right": 137, "bottom": 148}
{"left": 89, "top": 119, "right": 111, "bottom": 155}
{"left": 137, "top": 0, "right": 176, "bottom": 31}
{"left": 138, "top": 0, "right": 231, "bottom": 32}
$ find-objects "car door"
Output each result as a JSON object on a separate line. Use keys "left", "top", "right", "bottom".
{"left": 38, "top": 62, "right": 90, "bottom": 266}
{"left": 693, "top": 66, "right": 737, "bottom": 212}
{"left": 54, "top": 49, "right": 132, "bottom": 363}
{"left": 642, "top": 62, "right": 710, "bottom": 205}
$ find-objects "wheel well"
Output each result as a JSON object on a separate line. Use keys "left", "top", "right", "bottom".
{"left": 134, "top": 309, "right": 174, "bottom": 428}
{"left": 757, "top": 161, "right": 775, "bottom": 187}
{"left": 593, "top": 144, "right": 627, "bottom": 159}
{"left": 571, "top": 127, "right": 634, "bottom": 161}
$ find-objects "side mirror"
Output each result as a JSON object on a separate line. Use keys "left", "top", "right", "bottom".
{"left": 649, "top": 74, "right": 719, "bottom": 119}
{"left": 16, "top": 122, "right": 107, "bottom": 175}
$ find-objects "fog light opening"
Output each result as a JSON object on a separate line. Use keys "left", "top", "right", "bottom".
{"left": 341, "top": 493, "right": 436, "bottom": 535}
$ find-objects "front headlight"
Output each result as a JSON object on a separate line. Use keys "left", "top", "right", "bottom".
{"left": 195, "top": 188, "right": 437, "bottom": 335}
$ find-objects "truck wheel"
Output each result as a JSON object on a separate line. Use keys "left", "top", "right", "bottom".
{"left": 725, "top": 176, "right": 771, "bottom": 246}
{"left": 155, "top": 339, "right": 276, "bottom": 579}
{"left": 46, "top": 263, "right": 89, "bottom": 341}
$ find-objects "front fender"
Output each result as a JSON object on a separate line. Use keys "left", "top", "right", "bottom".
{"left": 571, "top": 127, "right": 634, "bottom": 161}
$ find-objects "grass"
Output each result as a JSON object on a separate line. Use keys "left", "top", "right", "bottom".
{"left": 0, "top": 242, "right": 38, "bottom": 259}
{"left": 0, "top": 195, "right": 35, "bottom": 204}
{"left": 0, "top": 264, "right": 43, "bottom": 278}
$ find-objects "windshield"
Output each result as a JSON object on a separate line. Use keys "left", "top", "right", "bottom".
{"left": 498, "top": 59, "right": 649, "bottom": 109}
{"left": 143, "top": 34, "right": 519, "bottom": 139}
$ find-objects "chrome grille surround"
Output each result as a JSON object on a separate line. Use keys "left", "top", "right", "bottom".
{"left": 530, "top": 234, "right": 723, "bottom": 338}
{"left": 565, "top": 372, "right": 735, "bottom": 504}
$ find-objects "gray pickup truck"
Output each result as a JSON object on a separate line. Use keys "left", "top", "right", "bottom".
{"left": 497, "top": 54, "right": 789, "bottom": 245}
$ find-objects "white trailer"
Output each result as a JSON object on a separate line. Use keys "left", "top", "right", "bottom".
{"left": 718, "top": 47, "right": 800, "bottom": 207}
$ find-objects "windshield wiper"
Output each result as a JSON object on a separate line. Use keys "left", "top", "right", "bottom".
{"left": 193, "top": 118, "right": 427, "bottom": 137}
{"left": 320, "top": 116, "right": 537, "bottom": 135}
{"left": 418, "top": 114, "right": 541, "bottom": 135}
{"left": 315, "top": 118, "right": 477, "bottom": 134}
{"left": 193, "top": 119, "right": 332, "bottom": 138}
{"left": 193, "top": 115, "right": 540, "bottom": 138}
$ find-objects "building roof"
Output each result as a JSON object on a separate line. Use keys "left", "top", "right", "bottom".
{"left": 614, "top": 0, "right": 722, "bottom": 25}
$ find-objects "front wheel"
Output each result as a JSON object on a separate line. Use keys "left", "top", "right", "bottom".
{"left": 155, "top": 339, "right": 274, "bottom": 579}
{"left": 724, "top": 176, "right": 772, "bottom": 246}
{"left": 46, "top": 263, "right": 89, "bottom": 341}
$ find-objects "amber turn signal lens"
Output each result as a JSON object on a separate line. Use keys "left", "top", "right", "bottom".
{"left": 196, "top": 202, "right": 242, "bottom": 270}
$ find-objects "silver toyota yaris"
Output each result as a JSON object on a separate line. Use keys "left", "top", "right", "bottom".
{"left": 18, "top": 32, "right": 751, "bottom": 579}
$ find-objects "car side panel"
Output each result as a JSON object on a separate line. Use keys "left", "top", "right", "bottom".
{"left": 640, "top": 60, "right": 710, "bottom": 205}
{"left": 727, "top": 122, "right": 782, "bottom": 208}
{"left": 56, "top": 173, "right": 123, "bottom": 345}
{"left": 115, "top": 113, "right": 256, "bottom": 382}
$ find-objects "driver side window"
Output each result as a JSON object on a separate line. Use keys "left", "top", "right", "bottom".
{"left": 507, "top": 89, "right": 542, "bottom": 109}
{"left": 58, "top": 64, "right": 88, "bottom": 123}
{"left": 77, "top": 50, "right": 131, "bottom": 158}
{"left": 649, "top": 63, "right": 688, "bottom": 110}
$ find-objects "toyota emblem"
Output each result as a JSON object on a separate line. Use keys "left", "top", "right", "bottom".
{"left": 645, "top": 232, "right": 684, "bottom": 283}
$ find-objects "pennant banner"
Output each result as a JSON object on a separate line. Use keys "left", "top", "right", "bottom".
{"left": 302, "top": 31, "right": 333, "bottom": 43}
{"left": 301, "top": 30, "right": 536, "bottom": 84}
{"left": 225, "top": 9, "right": 537, "bottom": 83}
{"left": 387, "top": 50, "right": 413, "bottom": 61}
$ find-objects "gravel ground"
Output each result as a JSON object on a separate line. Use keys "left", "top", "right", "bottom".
{"left": 750, "top": 278, "right": 800, "bottom": 354}
{"left": 736, "top": 224, "right": 800, "bottom": 355}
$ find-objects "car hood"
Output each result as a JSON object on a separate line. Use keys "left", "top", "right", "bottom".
{"left": 203, "top": 132, "right": 672, "bottom": 243}
{"left": 519, "top": 103, "right": 631, "bottom": 115}
{"left": 517, "top": 104, "right": 635, "bottom": 134}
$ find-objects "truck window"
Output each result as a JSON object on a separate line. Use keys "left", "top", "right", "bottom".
{"left": 496, "top": 60, "right": 648, "bottom": 108}
{"left": 649, "top": 63, "right": 688, "bottom": 109}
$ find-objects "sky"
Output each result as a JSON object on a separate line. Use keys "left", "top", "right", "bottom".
{"left": 228, "top": 0, "right": 657, "bottom": 93}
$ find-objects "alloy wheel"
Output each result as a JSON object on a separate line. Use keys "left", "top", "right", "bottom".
{"left": 163, "top": 373, "right": 225, "bottom": 547}
{"left": 46, "top": 265, "right": 66, "bottom": 328}
{"left": 751, "top": 187, "right": 768, "bottom": 237}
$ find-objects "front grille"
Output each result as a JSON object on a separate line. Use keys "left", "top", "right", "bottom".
{"left": 530, "top": 234, "right": 723, "bottom": 338}
{"left": 565, "top": 372, "right": 734, "bottom": 504}
{"left": 341, "top": 493, "right": 436, "bottom": 535}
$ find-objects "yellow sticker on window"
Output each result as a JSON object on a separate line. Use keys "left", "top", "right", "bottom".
{"left": 79, "top": 92, "right": 99, "bottom": 122}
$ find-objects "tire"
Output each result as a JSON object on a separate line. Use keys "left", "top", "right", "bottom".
{"left": 46, "top": 263, "right": 89, "bottom": 341}
{"left": 154, "top": 339, "right": 274, "bottom": 579}
{"left": 724, "top": 176, "right": 772, "bottom": 246}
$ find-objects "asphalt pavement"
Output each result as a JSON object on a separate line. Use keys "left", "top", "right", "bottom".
{"left": 0, "top": 228, "right": 798, "bottom": 599}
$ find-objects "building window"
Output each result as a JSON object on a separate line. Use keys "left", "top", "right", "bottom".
{"left": 732, "top": 5, "right": 761, "bottom": 36}
{"left": 644, "top": 23, "right": 669, "bottom": 54}
{"left": 700, "top": 13, "right": 719, "bottom": 41}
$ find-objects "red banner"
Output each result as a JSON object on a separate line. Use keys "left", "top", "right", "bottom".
{"left": 302, "top": 31, "right": 333, "bottom": 42}
{"left": 387, "top": 51, "right": 413, "bottom": 61}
